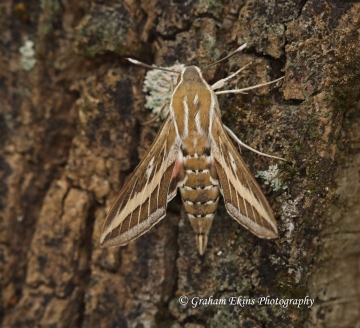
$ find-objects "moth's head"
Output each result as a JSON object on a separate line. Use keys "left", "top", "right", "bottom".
{"left": 180, "top": 66, "right": 203, "bottom": 83}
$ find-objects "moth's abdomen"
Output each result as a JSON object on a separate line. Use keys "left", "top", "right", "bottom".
{"left": 179, "top": 146, "right": 220, "bottom": 254}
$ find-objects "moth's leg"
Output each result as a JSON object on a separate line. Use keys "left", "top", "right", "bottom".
{"left": 216, "top": 76, "right": 284, "bottom": 95}
{"left": 224, "top": 125, "right": 286, "bottom": 161}
{"left": 142, "top": 102, "right": 169, "bottom": 125}
{"left": 211, "top": 62, "right": 252, "bottom": 91}
{"left": 163, "top": 77, "right": 174, "bottom": 93}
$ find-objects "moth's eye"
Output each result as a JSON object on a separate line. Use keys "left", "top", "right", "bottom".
{"left": 202, "top": 72, "right": 209, "bottom": 82}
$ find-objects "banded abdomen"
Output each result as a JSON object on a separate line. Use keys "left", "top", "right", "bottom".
{"left": 180, "top": 133, "right": 220, "bottom": 254}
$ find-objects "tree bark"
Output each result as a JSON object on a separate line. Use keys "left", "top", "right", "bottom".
{"left": 1, "top": 0, "right": 359, "bottom": 327}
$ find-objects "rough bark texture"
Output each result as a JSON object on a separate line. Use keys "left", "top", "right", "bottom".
{"left": 1, "top": 0, "right": 359, "bottom": 327}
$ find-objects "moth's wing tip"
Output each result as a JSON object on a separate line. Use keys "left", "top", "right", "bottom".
{"left": 260, "top": 228, "right": 278, "bottom": 239}
{"left": 100, "top": 238, "right": 124, "bottom": 247}
{"left": 99, "top": 238, "right": 108, "bottom": 247}
{"left": 99, "top": 235, "right": 118, "bottom": 247}
{"left": 267, "top": 231, "right": 279, "bottom": 239}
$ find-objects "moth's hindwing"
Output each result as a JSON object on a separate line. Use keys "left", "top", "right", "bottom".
{"left": 100, "top": 114, "right": 183, "bottom": 246}
{"left": 211, "top": 112, "right": 278, "bottom": 238}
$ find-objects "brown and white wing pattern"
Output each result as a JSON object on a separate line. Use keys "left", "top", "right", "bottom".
{"left": 100, "top": 114, "right": 183, "bottom": 247}
{"left": 211, "top": 112, "right": 278, "bottom": 239}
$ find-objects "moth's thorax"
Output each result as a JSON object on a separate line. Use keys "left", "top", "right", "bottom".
{"left": 171, "top": 66, "right": 217, "bottom": 139}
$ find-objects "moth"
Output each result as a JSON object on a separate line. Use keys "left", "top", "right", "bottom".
{"left": 100, "top": 45, "right": 284, "bottom": 255}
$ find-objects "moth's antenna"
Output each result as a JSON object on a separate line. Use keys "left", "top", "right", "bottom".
{"left": 223, "top": 125, "right": 286, "bottom": 162}
{"left": 203, "top": 43, "right": 247, "bottom": 70}
{"left": 126, "top": 58, "right": 181, "bottom": 74}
